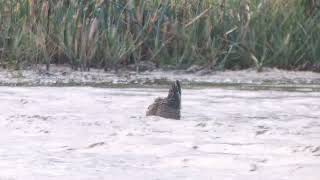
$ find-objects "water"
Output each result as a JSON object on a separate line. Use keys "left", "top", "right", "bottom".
{"left": 0, "top": 87, "right": 319, "bottom": 180}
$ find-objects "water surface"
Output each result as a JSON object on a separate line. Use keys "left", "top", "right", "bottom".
{"left": 0, "top": 87, "right": 319, "bottom": 180}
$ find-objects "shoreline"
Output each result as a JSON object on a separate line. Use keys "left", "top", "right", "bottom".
{"left": 1, "top": 66, "right": 320, "bottom": 91}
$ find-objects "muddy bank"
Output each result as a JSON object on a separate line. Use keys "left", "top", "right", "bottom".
{"left": 1, "top": 66, "right": 320, "bottom": 90}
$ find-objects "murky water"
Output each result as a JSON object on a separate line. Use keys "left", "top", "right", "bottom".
{"left": 0, "top": 87, "right": 319, "bottom": 180}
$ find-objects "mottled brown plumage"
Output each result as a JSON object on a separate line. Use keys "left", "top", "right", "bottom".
{"left": 146, "top": 80, "right": 181, "bottom": 120}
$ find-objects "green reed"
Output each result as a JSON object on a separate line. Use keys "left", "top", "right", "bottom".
{"left": 0, "top": 0, "right": 319, "bottom": 71}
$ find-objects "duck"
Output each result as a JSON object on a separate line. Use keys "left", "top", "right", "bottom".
{"left": 146, "top": 80, "right": 181, "bottom": 120}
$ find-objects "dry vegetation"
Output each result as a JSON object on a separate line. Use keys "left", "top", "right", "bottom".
{"left": 0, "top": 0, "right": 319, "bottom": 72}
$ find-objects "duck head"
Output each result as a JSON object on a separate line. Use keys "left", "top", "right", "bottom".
{"left": 167, "top": 80, "right": 181, "bottom": 109}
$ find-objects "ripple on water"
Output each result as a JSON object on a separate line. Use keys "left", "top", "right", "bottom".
{"left": 0, "top": 87, "right": 319, "bottom": 180}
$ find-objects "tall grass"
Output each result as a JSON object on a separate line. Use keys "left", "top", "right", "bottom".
{"left": 0, "top": 0, "right": 319, "bottom": 71}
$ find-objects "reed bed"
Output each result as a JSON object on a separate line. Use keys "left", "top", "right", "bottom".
{"left": 0, "top": 0, "right": 319, "bottom": 71}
